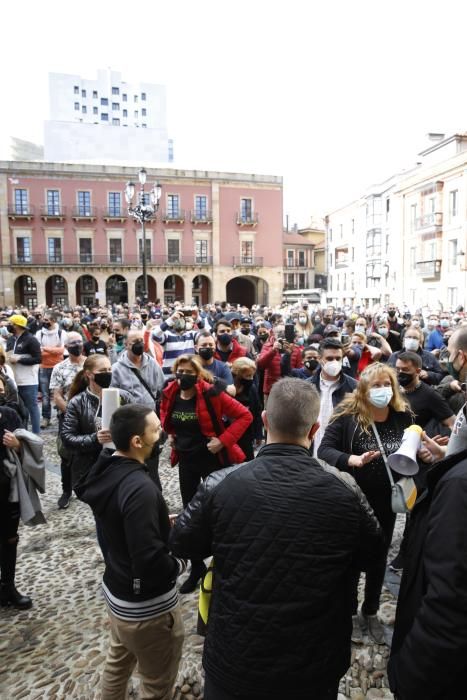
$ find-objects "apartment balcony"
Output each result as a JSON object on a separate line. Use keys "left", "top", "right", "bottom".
{"left": 7, "top": 205, "right": 35, "bottom": 220}
{"left": 72, "top": 206, "right": 97, "bottom": 221}
{"left": 236, "top": 212, "right": 259, "bottom": 227}
{"left": 414, "top": 212, "right": 443, "bottom": 233}
{"left": 103, "top": 209, "right": 126, "bottom": 222}
{"left": 40, "top": 206, "right": 67, "bottom": 221}
{"left": 9, "top": 254, "right": 213, "bottom": 268}
{"left": 415, "top": 259, "right": 442, "bottom": 279}
{"left": 190, "top": 210, "right": 213, "bottom": 224}
{"left": 232, "top": 256, "right": 263, "bottom": 267}
{"left": 161, "top": 210, "right": 185, "bottom": 224}
{"left": 283, "top": 259, "right": 308, "bottom": 269}
{"left": 335, "top": 255, "right": 349, "bottom": 269}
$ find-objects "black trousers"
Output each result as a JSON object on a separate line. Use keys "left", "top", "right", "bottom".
{"left": 178, "top": 448, "right": 222, "bottom": 507}
{"left": 204, "top": 674, "right": 339, "bottom": 700}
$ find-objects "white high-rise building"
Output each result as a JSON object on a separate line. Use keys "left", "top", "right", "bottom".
{"left": 44, "top": 69, "right": 173, "bottom": 164}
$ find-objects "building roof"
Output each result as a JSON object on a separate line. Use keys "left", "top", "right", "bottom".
{"left": 282, "top": 231, "right": 314, "bottom": 245}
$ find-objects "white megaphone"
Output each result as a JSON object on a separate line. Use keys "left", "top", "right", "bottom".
{"left": 387, "top": 425, "right": 422, "bottom": 476}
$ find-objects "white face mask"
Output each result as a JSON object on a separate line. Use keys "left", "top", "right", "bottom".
{"left": 322, "top": 359, "right": 342, "bottom": 378}
{"left": 299, "top": 316, "right": 307, "bottom": 325}
{"left": 404, "top": 338, "right": 419, "bottom": 352}
{"left": 411, "top": 320, "right": 420, "bottom": 328}
{"left": 378, "top": 327, "right": 388, "bottom": 337}
{"left": 369, "top": 386, "right": 393, "bottom": 408}
{"left": 355, "top": 325, "right": 365, "bottom": 333}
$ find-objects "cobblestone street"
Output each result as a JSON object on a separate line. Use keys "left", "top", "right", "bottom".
{"left": 1, "top": 425, "right": 400, "bottom": 700}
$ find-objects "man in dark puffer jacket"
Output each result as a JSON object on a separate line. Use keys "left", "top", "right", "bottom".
{"left": 170, "top": 378, "right": 384, "bottom": 700}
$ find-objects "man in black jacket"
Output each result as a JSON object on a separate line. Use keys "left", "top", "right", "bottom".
{"left": 6, "top": 314, "right": 42, "bottom": 434}
{"left": 170, "top": 378, "right": 383, "bottom": 700}
{"left": 76, "top": 404, "right": 185, "bottom": 700}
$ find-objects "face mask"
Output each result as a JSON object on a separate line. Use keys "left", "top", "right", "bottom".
{"left": 93, "top": 372, "right": 112, "bottom": 388}
{"left": 388, "top": 310, "right": 396, "bottom": 317}
{"left": 411, "top": 320, "right": 420, "bottom": 328}
{"left": 241, "top": 378, "right": 254, "bottom": 389}
{"left": 355, "top": 325, "right": 365, "bottom": 333}
{"left": 296, "top": 337, "right": 304, "bottom": 346}
{"left": 241, "top": 327, "right": 250, "bottom": 335}
{"left": 185, "top": 321, "right": 193, "bottom": 330}
{"left": 67, "top": 345, "right": 82, "bottom": 357}
{"left": 299, "top": 317, "right": 307, "bottom": 325}
{"left": 258, "top": 333, "right": 268, "bottom": 341}
{"left": 218, "top": 332, "right": 232, "bottom": 346}
{"left": 449, "top": 351, "right": 465, "bottom": 375}
{"left": 131, "top": 341, "right": 144, "bottom": 356}
{"left": 43, "top": 322, "right": 51, "bottom": 329}
{"left": 314, "top": 317, "right": 321, "bottom": 323}
{"left": 404, "top": 338, "right": 419, "bottom": 352}
{"left": 176, "top": 373, "right": 197, "bottom": 390}
{"left": 6, "top": 324, "right": 14, "bottom": 334}
{"left": 428, "top": 320, "right": 437, "bottom": 329}
{"left": 304, "top": 359, "right": 319, "bottom": 372}
{"left": 92, "top": 334, "right": 100, "bottom": 341}
{"left": 173, "top": 319, "right": 186, "bottom": 331}
{"left": 198, "top": 347, "right": 214, "bottom": 360}
{"left": 141, "top": 315, "right": 148, "bottom": 321}
{"left": 377, "top": 327, "right": 388, "bottom": 337}
{"left": 440, "top": 319, "right": 450, "bottom": 328}
{"left": 369, "top": 386, "right": 393, "bottom": 408}
{"left": 322, "top": 360, "right": 342, "bottom": 377}
{"left": 398, "top": 372, "right": 415, "bottom": 388}
{"left": 115, "top": 333, "right": 124, "bottom": 343}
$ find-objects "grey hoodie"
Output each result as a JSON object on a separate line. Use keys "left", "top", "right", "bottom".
{"left": 110, "top": 351, "right": 164, "bottom": 408}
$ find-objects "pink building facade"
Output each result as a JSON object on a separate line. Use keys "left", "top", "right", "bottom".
{"left": 0, "top": 161, "right": 284, "bottom": 309}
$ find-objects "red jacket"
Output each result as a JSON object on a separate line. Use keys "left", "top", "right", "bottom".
{"left": 214, "top": 338, "right": 247, "bottom": 363}
{"left": 160, "top": 379, "right": 252, "bottom": 466}
{"left": 257, "top": 340, "right": 303, "bottom": 394}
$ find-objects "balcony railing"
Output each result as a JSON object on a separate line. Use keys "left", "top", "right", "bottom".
{"left": 72, "top": 206, "right": 97, "bottom": 220}
{"left": 161, "top": 210, "right": 185, "bottom": 223}
{"left": 10, "top": 254, "right": 213, "bottom": 267}
{"left": 40, "top": 205, "right": 67, "bottom": 219}
{"left": 236, "top": 212, "right": 259, "bottom": 226}
{"left": 415, "top": 259, "right": 442, "bottom": 279}
{"left": 335, "top": 255, "right": 349, "bottom": 268}
{"left": 283, "top": 259, "right": 307, "bottom": 268}
{"left": 8, "top": 205, "right": 35, "bottom": 218}
{"left": 233, "top": 256, "right": 263, "bottom": 267}
{"left": 103, "top": 209, "right": 126, "bottom": 221}
{"left": 190, "top": 210, "right": 213, "bottom": 223}
{"left": 414, "top": 212, "right": 443, "bottom": 231}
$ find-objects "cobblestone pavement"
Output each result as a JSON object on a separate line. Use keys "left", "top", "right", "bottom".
{"left": 1, "top": 422, "right": 401, "bottom": 699}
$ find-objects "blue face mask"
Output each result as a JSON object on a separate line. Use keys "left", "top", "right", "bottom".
{"left": 369, "top": 386, "right": 393, "bottom": 408}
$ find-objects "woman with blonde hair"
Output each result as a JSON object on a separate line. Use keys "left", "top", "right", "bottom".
{"left": 231, "top": 357, "right": 263, "bottom": 459}
{"left": 160, "top": 353, "right": 252, "bottom": 593}
{"left": 318, "top": 363, "right": 413, "bottom": 645}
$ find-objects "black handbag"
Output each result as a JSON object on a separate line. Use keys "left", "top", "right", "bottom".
{"left": 202, "top": 390, "right": 230, "bottom": 467}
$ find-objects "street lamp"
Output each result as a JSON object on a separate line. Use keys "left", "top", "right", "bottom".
{"left": 125, "top": 168, "right": 162, "bottom": 304}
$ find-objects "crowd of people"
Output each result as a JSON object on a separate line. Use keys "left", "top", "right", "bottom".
{"left": 2, "top": 297, "right": 467, "bottom": 700}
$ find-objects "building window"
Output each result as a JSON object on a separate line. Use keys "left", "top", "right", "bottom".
{"left": 81, "top": 89, "right": 86, "bottom": 98}
{"left": 101, "top": 97, "right": 109, "bottom": 106}
{"left": 47, "top": 189, "right": 60, "bottom": 215}
{"left": 410, "top": 203, "right": 418, "bottom": 228}
{"left": 112, "top": 102, "right": 119, "bottom": 111}
{"left": 74, "top": 85, "right": 79, "bottom": 94}
{"left": 298, "top": 272, "right": 307, "bottom": 288}
{"left": 134, "top": 95, "right": 138, "bottom": 103}
{"left": 241, "top": 240, "right": 253, "bottom": 264}
{"left": 122, "top": 93, "right": 127, "bottom": 102}
{"left": 386, "top": 198, "right": 390, "bottom": 218}
{"left": 108, "top": 192, "right": 121, "bottom": 216}
{"left": 167, "top": 194, "right": 180, "bottom": 218}
{"left": 448, "top": 287, "right": 458, "bottom": 309}
{"left": 123, "top": 109, "right": 128, "bottom": 118}
{"left": 48, "top": 238, "right": 62, "bottom": 263}
{"left": 141, "top": 92, "right": 146, "bottom": 101}
{"left": 82, "top": 105, "right": 87, "bottom": 114}
{"left": 286, "top": 250, "right": 294, "bottom": 267}
{"left": 101, "top": 113, "right": 109, "bottom": 121}
{"left": 410, "top": 247, "right": 416, "bottom": 269}
{"left": 79, "top": 238, "right": 93, "bottom": 263}
{"left": 240, "top": 198, "right": 253, "bottom": 223}
{"left": 448, "top": 239, "right": 458, "bottom": 270}
{"left": 450, "top": 190, "right": 458, "bottom": 220}
{"left": 138, "top": 238, "right": 152, "bottom": 264}
{"left": 134, "top": 110, "right": 138, "bottom": 118}
{"left": 16, "top": 237, "right": 31, "bottom": 263}
{"left": 74, "top": 102, "right": 80, "bottom": 110}
{"left": 167, "top": 239, "right": 180, "bottom": 263}
{"left": 112, "top": 118, "right": 120, "bottom": 126}
{"left": 142, "top": 108, "right": 147, "bottom": 117}
{"left": 112, "top": 86, "right": 119, "bottom": 95}
{"left": 93, "top": 106, "right": 98, "bottom": 114}
{"left": 195, "top": 195, "right": 207, "bottom": 220}
{"left": 93, "top": 90, "right": 98, "bottom": 98}
{"left": 298, "top": 250, "right": 306, "bottom": 267}
{"left": 77, "top": 191, "right": 91, "bottom": 216}
{"left": 366, "top": 229, "right": 381, "bottom": 258}
{"left": 142, "top": 123, "right": 147, "bottom": 128}
{"left": 195, "top": 240, "right": 208, "bottom": 263}
{"left": 109, "top": 239, "right": 122, "bottom": 263}
{"left": 168, "top": 139, "right": 174, "bottom": 162}
{"left": 14, "top": 188, "right": 28, "bottom": 214}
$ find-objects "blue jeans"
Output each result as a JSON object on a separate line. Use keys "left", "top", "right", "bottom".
{"left": 39, "top": 367, "right": 53, "bottom": 420}
{"left": 18, "top": 385, "right": 41, "bottom": 435}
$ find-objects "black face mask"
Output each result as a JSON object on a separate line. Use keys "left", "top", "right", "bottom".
{"left": 141, "top": 315, "right": 148, "bottom": 321}
{"left": 198, "top": 347, "right": 214, "bottom": 360}
{"left": 93, "top": 372, "right": 112, "bottom": 388}
{"left": 92, "top": 334, "right": 100, "bottom": 341}
{"left": 0, "top": 395, "right": 7, "bottom": 405}
{"left": 388, "top": 310, "right": 396, "bottom": 317}
{"left": 67, "top": 345, "right": 82, "bottom": 357}
{"left": 176, "top": 373, "right": 197, "bottom": 390}
{"left": 304, "top": 359, "right": 319, "bottom": 372}
{"left": 258, "top": 333, "right": 268, "bottom": 341}
{"left": 43, "top": 322, "right": 51, "bottom": 329}
{"left": 241, "top": 378, "right": 254, "bottom": 389}
{"left": 6, "top": 324, "right": 14, "bottom": 334}
{"left": 131, "top": 341, "right": 144, "bottom": 356}
{"left": 398, "top": 372, "right": 415, "bottom": 388}
{"left": 115, "top": 333, "right": 124, "bottom": 343}
{"left": 218, "top": 332, "right": 232, "bottom": 346}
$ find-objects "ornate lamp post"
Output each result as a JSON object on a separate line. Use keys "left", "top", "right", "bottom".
{"left": 125, "top": 168, "right": 162, "bottom": 304}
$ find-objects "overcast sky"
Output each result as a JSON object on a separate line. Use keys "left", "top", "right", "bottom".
{"left": 1, "top": 0, "right": 467, "bottom": 226}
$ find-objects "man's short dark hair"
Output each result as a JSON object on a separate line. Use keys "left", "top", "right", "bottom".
{"left": 110, "top": 404, "right": 154, "bottom": 451}
{"left": 318, "top": 338, "right": 343, "bottom": 356}
{"left": 214, "top": 318, "right": 232, "bottom": 332}
{"left": 397, "top": 351, "right": 422, "bottom": 369}
{"left": 114, "top": 317, "right": 131, "bottom": 330}
{"left": 302, "top": 345, "right": 316, "bottom": 357}
{"left": 266, "top": 378, "right": 320, "bottom": 438}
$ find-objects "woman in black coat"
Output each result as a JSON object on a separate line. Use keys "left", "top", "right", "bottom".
{"left": 318, "top": 362, "right": 413, "bottom": 645}
{"left": 231, "top": 357, "right": 263, "bottom": 460}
